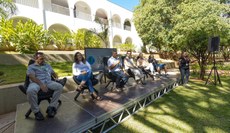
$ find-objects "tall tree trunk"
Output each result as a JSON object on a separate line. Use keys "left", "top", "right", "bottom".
{"left": 199, "top": 62, "right": 206, "bottom": 80}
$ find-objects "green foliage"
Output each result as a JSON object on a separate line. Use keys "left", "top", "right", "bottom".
{"left": 0, "top": 0, "right": 16, "bottom": 18}
{"left": 141, "top": 45, "right": 147, "bottom": 53}
{"left": 91, "top": 17, "right": 109, "bottom": 48}
{"left": 50, "top": 31, "right": 72, "bottom": 50}
{"left": 72, "top": 29, "right": 102, "bottom": 50}
{"left": 0, "top": 19, "right": 51, "bottom": 53}
{"left": 134, "top": 0, "right": 230, "bottom": 79}
{"left": 0, "top": 18, "right": 15, "bottom": 50}
{"left": 12, "top": 20, "right": 50, "bottom": 53}
{"left": 133, "top": 0, "right": 179, "bottom": 50}
{"left": 115, "top": 43, "right": 135, "bottom": 51}
{"left": 171, "top": 0, "right": 230, "bottom": 79}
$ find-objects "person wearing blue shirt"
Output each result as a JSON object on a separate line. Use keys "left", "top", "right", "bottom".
{"left": 27, "top": 52, "right": 63, "bottom": 120}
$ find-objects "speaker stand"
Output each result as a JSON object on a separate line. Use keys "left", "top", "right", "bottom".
{"left": 205, "top": 53, "right": 222, "bottom": 86}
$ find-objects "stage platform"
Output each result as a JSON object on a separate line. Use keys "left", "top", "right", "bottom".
{"left": 15, "top": 74, "right": 180, "bottom": 133}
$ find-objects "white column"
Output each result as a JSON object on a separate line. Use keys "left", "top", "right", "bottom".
{"left": 38, "top": 0, "right": 47, "bottom": 29}
{"left": 68, "top": 0, "right": 74, "bottom": 18}
{"left": 108, "top": 11, "right": 113, "bottom": 48}
{"left": 38, "top": 0, "right": 44, "bottom": 9}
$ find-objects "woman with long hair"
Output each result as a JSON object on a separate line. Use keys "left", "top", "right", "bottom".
{"left": 136, "top": 53, "right": 155, "bottom": 77}
{"left": 72, "top": 52, "right": 102, "bottom": 100}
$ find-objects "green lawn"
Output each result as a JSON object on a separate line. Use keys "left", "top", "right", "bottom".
{"left": 0, "top": 62, "right": 72, "bottom": 85}
{"left": 110, "top": 76, "right": 230, "bottom": 133}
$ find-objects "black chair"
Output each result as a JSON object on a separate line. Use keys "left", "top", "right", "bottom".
{"left": 73, "top": 71, "right": 103, "bottom": 101}
{"left": 102, "top": 56, "right": 117, "bottom": 91}
{"left": 18, "top": 59, "right": 66, "bottom": 118}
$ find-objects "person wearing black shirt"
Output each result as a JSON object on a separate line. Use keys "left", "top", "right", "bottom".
{"left": 179, "top": 52, "right": 192, "bottom": 85}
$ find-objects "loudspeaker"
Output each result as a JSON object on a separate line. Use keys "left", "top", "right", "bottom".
{"left": 208, "top": 37, "right": 220, "bottom": 52}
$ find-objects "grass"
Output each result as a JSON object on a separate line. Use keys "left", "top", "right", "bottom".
{"left": 0, "top": 62, "right": 72, "bottom": 85}
{"left": 0, "top": 64, "right": 26, "bottom": 84}
{"left": 109, "top": 76, "right": 230, "bottom": 133}
{"left": 191, "top": 62, "right": 230, "bottom": 71}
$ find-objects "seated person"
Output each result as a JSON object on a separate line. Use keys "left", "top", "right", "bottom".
{"left": 136, "top": 53, "right": 155, "bottom": 77}
{"left": 72, "top": 52, "right": 102, "bottom": 101}
{"left": 148, "top": 53, "right": 168, "bottom": 76}
{"left": 124, "top": 50, "right": 145, "bottom": 84}
{"left": 27, "top": 52, "right": 63, "bottom": 120}
{"left": 107, "top": 50, "right": 129, "bottom": 91}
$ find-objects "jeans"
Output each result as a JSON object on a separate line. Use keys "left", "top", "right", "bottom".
{"left": 27, "top": 81, "right": 63, "bottom": 113}
{"left": 180, "top": 68, "right": 190, "bottom": 84}
{"left": 75, "top": 71, "right": 95, "bottom": 93}
{"left": 111, "top": 70, "right": 129, "bottom": 88}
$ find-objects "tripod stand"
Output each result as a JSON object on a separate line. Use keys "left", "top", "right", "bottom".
{"left": 205, "top": 52, "right": 222, "bottom": 86}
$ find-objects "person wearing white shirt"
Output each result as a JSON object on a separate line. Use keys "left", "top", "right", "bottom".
{"left": 107, "top": 51, "right": 129, "bottom": 90}
{"left": 136, "top": 53, "right": 155, "bottom": 78}
{"left": 124, "top": 51, "right": 145, "bottom": 84}
{"left": 72, "top": 52, "right": 102, "bottom": 100}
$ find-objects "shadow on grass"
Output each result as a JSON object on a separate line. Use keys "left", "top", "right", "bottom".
{"left": 110, "top": 76, "right": 230, "bottom": 133}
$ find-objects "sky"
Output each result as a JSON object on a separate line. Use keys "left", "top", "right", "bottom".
{"left": 108, "top": 0, "right": 140, "bottom": 11}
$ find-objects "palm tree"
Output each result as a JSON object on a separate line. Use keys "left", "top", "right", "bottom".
{"left": 0, "top": 0, "right": 16, "bottom": 18}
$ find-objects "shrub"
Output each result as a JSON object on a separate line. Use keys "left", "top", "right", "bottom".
{"left": 115, "top": 43, "right": 135, "bottom": 52}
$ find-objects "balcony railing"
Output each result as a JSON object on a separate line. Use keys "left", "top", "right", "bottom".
{"left": 112, "top": 22, "right": 121, "bottom": 28}
{"left": 124, "top": 25, "right": 131, "bottom": 31}
{"left": 14, "top": 0, "right": 38, "bottom": 8}
{"left": 76, "top": 11, "right": 91, "bottom": 21}
{"left": 51, "top": 3, "right": 69, "bottom": 16}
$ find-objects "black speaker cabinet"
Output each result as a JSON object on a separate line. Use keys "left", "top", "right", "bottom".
{"left": 208, "top": 37, "right": 220, "bottom": 52}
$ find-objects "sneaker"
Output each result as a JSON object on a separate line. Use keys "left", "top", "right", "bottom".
{"left": 34, "top": 111, "right": 44, "bottom": 121}
{"left": 46, "top": 107, "right": 57, "bottom": 118}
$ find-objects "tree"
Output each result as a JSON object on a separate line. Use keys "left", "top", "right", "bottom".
{"left": 133, "top": 0, "right": 183, "bottom": 51}
{"left": 89, "top": 17, "right": 109, "bottom": 48}
{"left": 134, "top": 0, "right": 230, "bottom": 80}
{"left": 171, "top": 0, "right": 230, "bottom": 79}
{"left": 0, "top": 0, "right": 16, "bottom": 18}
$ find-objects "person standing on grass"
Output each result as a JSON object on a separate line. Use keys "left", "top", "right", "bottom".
{"left": 179, "top": 52, "right": 196, "bottom": 85}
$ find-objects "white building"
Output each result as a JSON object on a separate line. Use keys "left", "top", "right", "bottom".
{"left": 11, "top": 0, "right": 143, "bottom": 51}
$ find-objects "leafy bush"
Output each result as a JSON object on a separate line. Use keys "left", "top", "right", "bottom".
{"left": 0, "top": 19, "right": 15, "bottom": 51}
{"left": 13, "top": 20, "right": 50, "bottom": 53}
{"left": 0, "top": 18, "right": 50, "bottom": 53}
{"left": 50, "top": 31, "right": 72, "bottom": 50}
{"left": 72, "top": 29, "right": 102, "bottom": 50}
{"left": 115, "top": 43, "right": 135, "bottom": 51}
